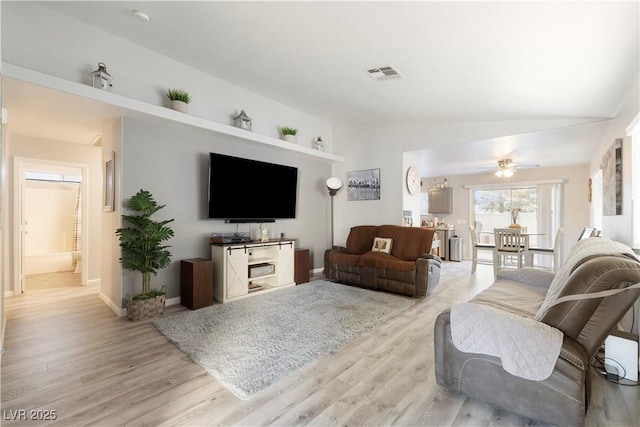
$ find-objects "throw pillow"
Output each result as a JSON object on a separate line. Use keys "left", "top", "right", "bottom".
{"left": 372, "top": 237, "right": 393, "bottom": 254}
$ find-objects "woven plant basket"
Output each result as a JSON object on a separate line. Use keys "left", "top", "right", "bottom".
{"left": 127, "top": 288, "right": 166, "bottom": 321}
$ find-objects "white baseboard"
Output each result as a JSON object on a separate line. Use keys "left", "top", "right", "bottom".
{"left": 311, "top": 267, "right": 323, "bottom": 275}
{"left": 99, "top": 291, "right": 124, "bottom": 317}
{"left": 86, "top": 278, "right": 100, "bottom": 287}
{"left": 166, "top": 296, "right": 181, "bottom": 307}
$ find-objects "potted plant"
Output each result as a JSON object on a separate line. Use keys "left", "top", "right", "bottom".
{"left": 166, "top": 88, "right": 192, "bottom": 113}
{"left": 116, "top": 189, "right": 175, "bottom": 321}
{"left": 279, "top": 126, "right": 298, "bottom": 143}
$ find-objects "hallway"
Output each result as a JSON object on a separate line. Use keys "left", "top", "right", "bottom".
{"left": 25, "top": 272, "right": 81, "bottom": 291}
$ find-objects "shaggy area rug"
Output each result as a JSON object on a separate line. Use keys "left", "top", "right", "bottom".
{"left": 152, "top": 280, "right": 415, "bottom": 399}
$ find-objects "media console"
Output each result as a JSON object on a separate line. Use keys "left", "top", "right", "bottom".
{"left": 211, "top": 238, "right": 295, "bottom": 303}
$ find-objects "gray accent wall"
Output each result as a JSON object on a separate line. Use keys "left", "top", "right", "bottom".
{"left": 121, "top": 116, "right": 331, "bottom": 304}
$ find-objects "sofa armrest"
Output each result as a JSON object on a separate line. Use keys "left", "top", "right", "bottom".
{"left": 496, "top": 267, "right": 554, "bottom": 289}
{"left": 422, "top": 253, "right": 442, "bottom": 263}
{"left": 323, "top": 246, "right": 349, "bottom": 279}
{"left": 416, "top": 254, "right": 442, "bottom": 296}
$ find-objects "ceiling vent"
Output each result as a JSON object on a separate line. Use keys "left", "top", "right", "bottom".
{"left": 365, "top": 65, "right": 405, "bottom": 81}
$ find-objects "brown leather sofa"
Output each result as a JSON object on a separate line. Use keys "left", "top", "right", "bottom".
{"left": 324, "top": 225, "right": 441, "bottom": 297}
{"left": 434, "top": 237, "right": 640, "bottom": 425}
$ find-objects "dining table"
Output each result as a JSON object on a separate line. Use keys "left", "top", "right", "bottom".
{"left": 480, "top": 230, "right": 545, "bottom": 267}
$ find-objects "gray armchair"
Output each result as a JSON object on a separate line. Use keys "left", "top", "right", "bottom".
{"left": 434, "top": 238, "right": 640, "bottom": 425}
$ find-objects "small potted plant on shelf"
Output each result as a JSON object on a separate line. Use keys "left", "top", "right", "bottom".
{"left": 116, "top": 189, "right": 175, "bottom": 321}
{"left": 166, "top": 88, "right": 192, "bottom": 113}
{"left": 280, "top": 126, "right": 298, "bottom": 143}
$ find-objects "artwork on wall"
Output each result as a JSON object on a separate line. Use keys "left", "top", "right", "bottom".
{"left": 348, "top": 168, "right": 380, "bottom": 201}
{"left": 602, "top": 138, "right": 622, "bottom": 216}
{"left": 104, "top": 151, "right": 115, "bottom": 212}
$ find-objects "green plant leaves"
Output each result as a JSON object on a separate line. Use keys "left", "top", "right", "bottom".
{"left": 115, "top": 189, "right": 174, "bottom": 295}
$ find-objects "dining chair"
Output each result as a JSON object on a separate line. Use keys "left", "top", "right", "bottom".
{"left": 527, "top": 228, "right": 563, "bottom": 272}
{"left": 469, "top": 225, "right": 494, "bottom": 273}
{"left": 577, "top": 227, "right": 595, "bottom": 240}
{"left": 493, "top": 228, "right": 526, "bottom": 278}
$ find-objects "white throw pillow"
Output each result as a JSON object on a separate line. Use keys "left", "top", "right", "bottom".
{"left": 372, "top": 237, "right": 393, "bottom": 254}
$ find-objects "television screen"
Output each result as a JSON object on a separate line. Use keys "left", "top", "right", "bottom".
{"left": 208, "top": 153, "right": 298, "bottom": 222}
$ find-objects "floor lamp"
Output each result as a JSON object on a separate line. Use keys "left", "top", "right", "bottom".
{"left": 326, "top": 177, "right": 343, "bottom": 247}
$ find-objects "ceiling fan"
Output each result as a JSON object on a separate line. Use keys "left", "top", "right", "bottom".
{"left": 479, "top": 158, "right": 540, "bottom": 178}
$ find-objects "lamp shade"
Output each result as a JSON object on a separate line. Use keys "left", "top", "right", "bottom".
{"left": 326, "top": 177, "right": 343, "bottom": 191}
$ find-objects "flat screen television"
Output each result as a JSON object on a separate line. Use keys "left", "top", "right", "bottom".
{"left": 208, "top": 153, "right": 298, "bottom": 222}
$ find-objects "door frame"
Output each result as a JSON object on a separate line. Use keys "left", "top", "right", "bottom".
{"left": 13, "top": 157, "right": 89, "bottom": 294}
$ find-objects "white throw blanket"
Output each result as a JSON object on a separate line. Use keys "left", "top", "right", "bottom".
{"left": 451, "top": 303, "right": 563, "bottom": 381}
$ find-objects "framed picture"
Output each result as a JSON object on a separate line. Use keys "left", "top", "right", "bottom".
{"left": 104, "top": 151, "right": 115, "bottom": 212}
{"left": 602, "top": 138, "right": 622, "bottom": 215}
{"left": 348, "top": 168, "right": 380, "bottom": 201}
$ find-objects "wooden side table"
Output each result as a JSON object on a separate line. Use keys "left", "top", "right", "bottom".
{"left": 180, "top": 258, "right": 213, "bottom": 309}
{"left": 294, "top": 248, "right": 310, "bottom": 285}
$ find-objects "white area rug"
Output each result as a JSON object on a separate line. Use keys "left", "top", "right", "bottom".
{"left": 152, "top": 280, "right": 415, "bottom": 399}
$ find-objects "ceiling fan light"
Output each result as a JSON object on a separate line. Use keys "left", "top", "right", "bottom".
{"left": 495, "top": 170, "right": 503, "bottom": 178}
{"left": 503, "top": 169, "right": 514, "bottom": 178}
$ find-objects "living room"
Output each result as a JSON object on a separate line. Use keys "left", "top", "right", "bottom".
{"left": 1, "top": 1, "right": 639, "bottom": 425}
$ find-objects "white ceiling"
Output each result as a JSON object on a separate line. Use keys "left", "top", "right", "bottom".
{"left": 5, "top": 1, "right": 639, "bottom": 176}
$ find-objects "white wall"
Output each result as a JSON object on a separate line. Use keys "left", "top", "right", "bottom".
{"left": 100, "top": 119, "right": 122, "bottom": 314}
{"left": 1, "top": 2, "right": 334, "bottom": 151}
{"left": 589, "top": 75, "right": 639, "bottom": 245}
{"left": 589, "top": 74, "right": 639, "bottom": 337}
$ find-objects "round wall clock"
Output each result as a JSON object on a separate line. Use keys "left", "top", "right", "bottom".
{"left": 406, "top": 166, "right": 420, "bottom": 195}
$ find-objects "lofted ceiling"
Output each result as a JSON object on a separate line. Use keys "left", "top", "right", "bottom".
{"left": 4, "top": 1, "right": 639, "bottom": 176}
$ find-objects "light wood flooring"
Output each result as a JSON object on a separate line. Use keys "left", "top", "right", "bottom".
{"left": 25, "top": 272, "right": 81, "bottom": 291}
{"left": 1, "top": 262, "right": 638, "bottom": 426}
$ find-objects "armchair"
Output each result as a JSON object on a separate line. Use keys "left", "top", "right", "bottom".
{"left": 434, "top": 237, "right": 640, "bottom": 425}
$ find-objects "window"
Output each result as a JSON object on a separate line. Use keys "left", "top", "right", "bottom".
{"left": 470, "top": 182, "right": 562, "bottom": 267}
{"left": 25, "top": 170, "right": 82, "bottom": 183}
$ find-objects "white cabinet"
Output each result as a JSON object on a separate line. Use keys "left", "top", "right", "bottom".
{"left": 212, "top": 240, "right": 296, "bottom": 303}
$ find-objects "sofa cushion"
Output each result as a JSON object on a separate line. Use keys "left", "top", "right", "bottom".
{"left": 359, "top": 251, "right": 416, "bottom": 271}
{"left": 471, "top": 280, "right": 547, "bottom": 318}
{"left": 345, "top": 225, "right": 379, "bottom": 254}
{"left": 377, "top": 225, "right": 434, "bottom": 261}
{"left": 371, "top": 237, "right": 393, "bottom": 254}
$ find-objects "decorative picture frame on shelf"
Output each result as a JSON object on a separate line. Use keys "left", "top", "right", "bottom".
{"left": 347, "top": 168, "right": 380, "bottom": 201}
{"left": 104, "top": 151, "right": 115, "bottom": 212}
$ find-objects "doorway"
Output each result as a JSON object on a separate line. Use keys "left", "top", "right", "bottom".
{"left": 13, "top": 158, "right": 88, "bottom": 294}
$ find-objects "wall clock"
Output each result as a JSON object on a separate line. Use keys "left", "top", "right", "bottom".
{"left": 406, "top": 166, "right": 420, "bottom": 195}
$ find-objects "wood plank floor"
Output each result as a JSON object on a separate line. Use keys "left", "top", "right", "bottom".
{"left": 1, "top": 262, "right": 638, "bottom": 426}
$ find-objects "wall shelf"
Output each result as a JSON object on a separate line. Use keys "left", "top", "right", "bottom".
{"left": 3, "top": 62, "right": 344, "bottom": 163}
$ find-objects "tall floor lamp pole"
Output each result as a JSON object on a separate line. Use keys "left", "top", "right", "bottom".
{"left": 326, "top": 177, "right": 343, "bottom": 247}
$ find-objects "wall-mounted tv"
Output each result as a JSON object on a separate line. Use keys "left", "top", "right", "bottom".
{"left": 208, "top": 153, "right": 298, "bottom": 222}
